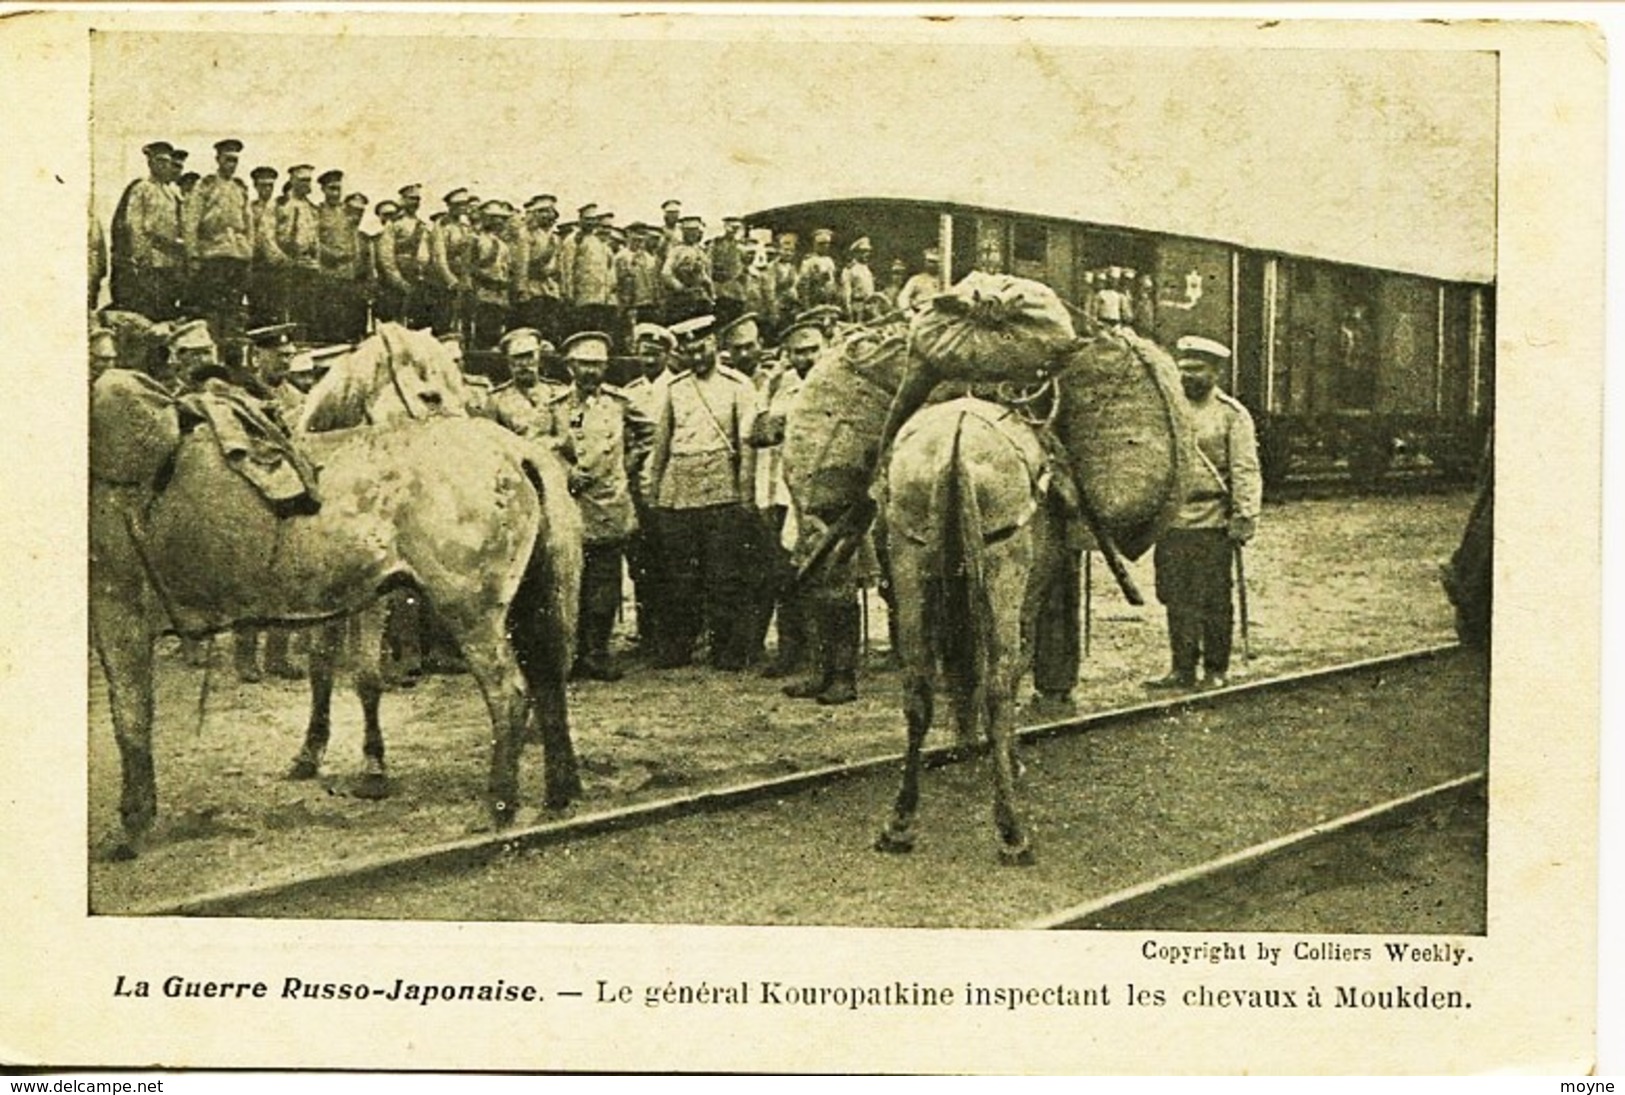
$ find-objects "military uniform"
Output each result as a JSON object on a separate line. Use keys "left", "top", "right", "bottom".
{"left": 183, "top": 168, "right": 252, "bottom": 339}
{"left": 643, "top": 359, "right": 758, "bottom": 669}
{"left": 710, "top": 226, "right": 748, "bottom": 326}
{"left": 542, "top": 376, "right": 654, "bottom": 677}
{"left": 660, "top": 220, "right": 715, "bottom": 326}
{"left": 316, "top": 198, "right": 363, "bottom": 342}
{"left": 1151, "top": 337, "right": 1263, "bottom": 689}
{"left": 469, "top": 207, "right": 513, "bottom": 351}
{"left": 275, "top": 173, "right": 322, "bottom": 337}
{"left": 248, "top": 174, "right": 289, "bottom": 328}
{"left": 564, "top": 223, "right": 617, "bottom": 337}
{"left": 427, "top": 199, "right": 475, "bottom": 337}
{"left": 112, "top": 164, "right": 186, "bottom": 321}
{"left": 838, "top": 243, "right": 875, "bottom": 319}
{"left": 510, "top": 204, "right": 563, "bottom": 343}
{"left": 375, "top": 194, "right": 431, "bottom": 326}
{"left": 488, "top": 376, "right": 568, "bottom": 442}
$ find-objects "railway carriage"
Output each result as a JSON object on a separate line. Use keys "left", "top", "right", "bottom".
{"left": 748, "top": 196, "right": 1494, "bottom": 496}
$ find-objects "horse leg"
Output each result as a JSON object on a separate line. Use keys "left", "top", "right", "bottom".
{"left": 351, "top": 604, "right": 391, "bottom": 800}
{"left": 875, "top": 671, "right": 932, "bottom": 854}
{"left": 288, "top": 619, "right": 341, "bottom": 779}
{"left": 511, "top": 582, "right": 582, "bottom": 811}
{"left": 876, "top": 551, "right": 931, "bottom": 854}
{"left": 91, "top": 599, "right": 158, "bottom": 859}
{"left": 988, "top": 549, "right": 1035, "bottom": 866}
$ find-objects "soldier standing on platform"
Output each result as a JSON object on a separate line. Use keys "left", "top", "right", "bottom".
{"left": 510, "top": 194, "right": 563, "bottom": 343}
{"left": 710, "top": 216, "right": 749, "bottom": 327}
{"left": 315, "top": 171, "right": 358, "bottom": 342}
{"left": 247, "top": 166, "right": 288, "bottom": 328}
{"left": 375, "top": 184, "right": 430, "bottom": 326}
{"left": 469, "top": 200, "right": 514, "bottom": 351}
{"left": 1146, "top": 336, "right": 1262, "bottom": 692}
{"left": 182, "top": 138, "right": 252, "bottom": 342}
{"left": 660, "top": 215, "right": 715, "bottom": 326}
{"left": 656, "top": 199, "right": 683, "bottom": 262}
{"left": 564, "top": 206, "right": 618, "bottom": 340}
{"left": 427, "top": 188, "right": 476, "bottom": 337}
{"left": 615, "top": 223, "right": 661, "bottom": 344}
{"left": 797, "top": 228, "right": 839, "bottom": 310}
{"left": 642, "top": 317, "right": 758, "bottom": 670}
{"left": 111, "top": 141, "right": 186, "bottom": 321}
{"left": 545, "top": 331, "right": 655, "bottom": 681}
{"left": 838, "top": 237, "right": 875, "bottom": 320}
{"left": 276, "top": 164, "right": 321, "bottom": 337}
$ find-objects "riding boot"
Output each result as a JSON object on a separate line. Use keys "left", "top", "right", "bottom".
{"left": 816, "top": 599, "right": 860, "bottom": 705}
{"left": 233, "top": 626, "right": 262, "bottom": 683}
{"left": 782, "top": 608, "right": 830, "bottom": 698}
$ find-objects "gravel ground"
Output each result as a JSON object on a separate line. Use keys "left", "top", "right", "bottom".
{"left": 88, "top": 490, "right": 1476, "bottom": 915}
{"left": 240, "top": 650, "right": 1488, "bottom": 929}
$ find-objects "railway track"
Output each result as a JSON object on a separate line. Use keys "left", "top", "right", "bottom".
{"left": 131, "top": 643, "right": 1485, "bottom": 929}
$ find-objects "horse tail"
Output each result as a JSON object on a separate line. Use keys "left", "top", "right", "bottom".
{"left": 938, "top": 411, "right": 994, "bottom": 730}
{"left": 508, "top": 451, "right": 579, "bottom": 741}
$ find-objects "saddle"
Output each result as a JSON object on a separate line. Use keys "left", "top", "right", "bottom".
{"left": 177, "top": 388, "right": 323, "bottom": 514}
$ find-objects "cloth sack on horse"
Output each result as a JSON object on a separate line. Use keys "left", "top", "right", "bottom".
{"left": 907, "top": 271, "right": 1080, "bottom": 384}
{"left": 177, "top": 387, "right": 323, "bottom": 513}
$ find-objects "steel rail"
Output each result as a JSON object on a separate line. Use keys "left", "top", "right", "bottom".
{"left": 126, "top": 642, "right": 1462, "bottom": 918}
{"left": 1019, "top": 768, "right": 1485, "bottom": 930}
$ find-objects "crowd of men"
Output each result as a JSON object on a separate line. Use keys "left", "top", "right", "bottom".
{"left": 93, "top": 138, "right": 941, "bottom": 356}
{"left": 92, "top": 136, "right": 1260, "bottom": 710}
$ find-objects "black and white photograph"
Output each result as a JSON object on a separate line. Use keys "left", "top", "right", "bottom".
{"left": 1, "top": 7, "right": 1609, "bottom": 1076}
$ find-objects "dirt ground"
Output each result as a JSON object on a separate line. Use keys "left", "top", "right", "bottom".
{"left": 88, "top": 490, "right": 1476, "bottom": 914}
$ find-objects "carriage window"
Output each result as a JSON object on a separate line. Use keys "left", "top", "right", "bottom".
{"left": 1013, "top": 222, "right": 1048, "bottom": 265}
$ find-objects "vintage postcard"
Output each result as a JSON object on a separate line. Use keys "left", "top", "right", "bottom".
{"left": 0, "top": 6, "right": 1607, "bottom": 1075}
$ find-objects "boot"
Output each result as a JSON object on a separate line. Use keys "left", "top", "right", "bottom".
{"left": 760, "top": 596, "right": 807, "bottom": 679}
{"left": 782, "top": 611, "right": 829, "bottom": 699}
{"left": 816, "top": 600, "right": 860, "bottom": 705}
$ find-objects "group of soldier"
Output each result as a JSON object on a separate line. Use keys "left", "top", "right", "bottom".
{"left": 93, "top": 138, "right": 945, "bottom": 360}
{"left": 93, "top": 135, "right": 1261, "bottom": 709}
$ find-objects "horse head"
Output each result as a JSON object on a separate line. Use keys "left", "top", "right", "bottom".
{"left": 298, "top": 323, "right": 472, "bottom": 433}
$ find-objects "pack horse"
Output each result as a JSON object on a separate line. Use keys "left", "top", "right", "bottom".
{"left": 88, "top": 323, "right": 583, "bottom": 858}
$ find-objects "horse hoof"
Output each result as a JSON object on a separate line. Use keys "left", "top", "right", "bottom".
{"left": 286, "top": 758, "right": 320, "bottom": 781}
{"left": 999, "top": 845, "right": 1036, "bottom": 867}
{"left": 354, "top": 774, "right": 390, "bottom": 801}
{"left": 874, "top": 831, "right": 915, "bottom": 854}
{"left": 105, "top": 839, "right": 139, "bottom": 862}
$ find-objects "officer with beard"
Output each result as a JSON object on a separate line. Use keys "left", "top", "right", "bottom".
{"left": 1146, "top": 336, "right": 1262, "bottom": 692}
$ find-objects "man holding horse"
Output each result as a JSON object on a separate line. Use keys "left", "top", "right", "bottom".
{"left": 1147, "top": 335, "right": 1262, "bottom": 692}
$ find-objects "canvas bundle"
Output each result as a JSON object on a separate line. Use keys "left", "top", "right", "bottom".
{"left": 1054, "top": 330, "right": 1192, "bottom": 561}
{"left": 782, "top": 336, "right": 908, "bottom": 517}
{"left": 907, "top": 272, "right": 1079, "bottom": 384}
{"left": 90, "top": 369, "right": 181, "bottom": 488}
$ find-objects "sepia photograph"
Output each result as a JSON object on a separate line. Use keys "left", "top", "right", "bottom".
{"left": 2, "top": 6, "right": 1608, "bottom": 1075}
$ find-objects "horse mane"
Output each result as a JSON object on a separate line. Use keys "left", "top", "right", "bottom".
{"left": 297, "top": 335, "right": 384, "bottom": 433}
{"left": 297, "top": 323, "right": 472, "bottom": 433}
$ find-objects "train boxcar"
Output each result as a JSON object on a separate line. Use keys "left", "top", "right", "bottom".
{"left": 747, "top": 197, "right": 1494, "bottom": 494}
